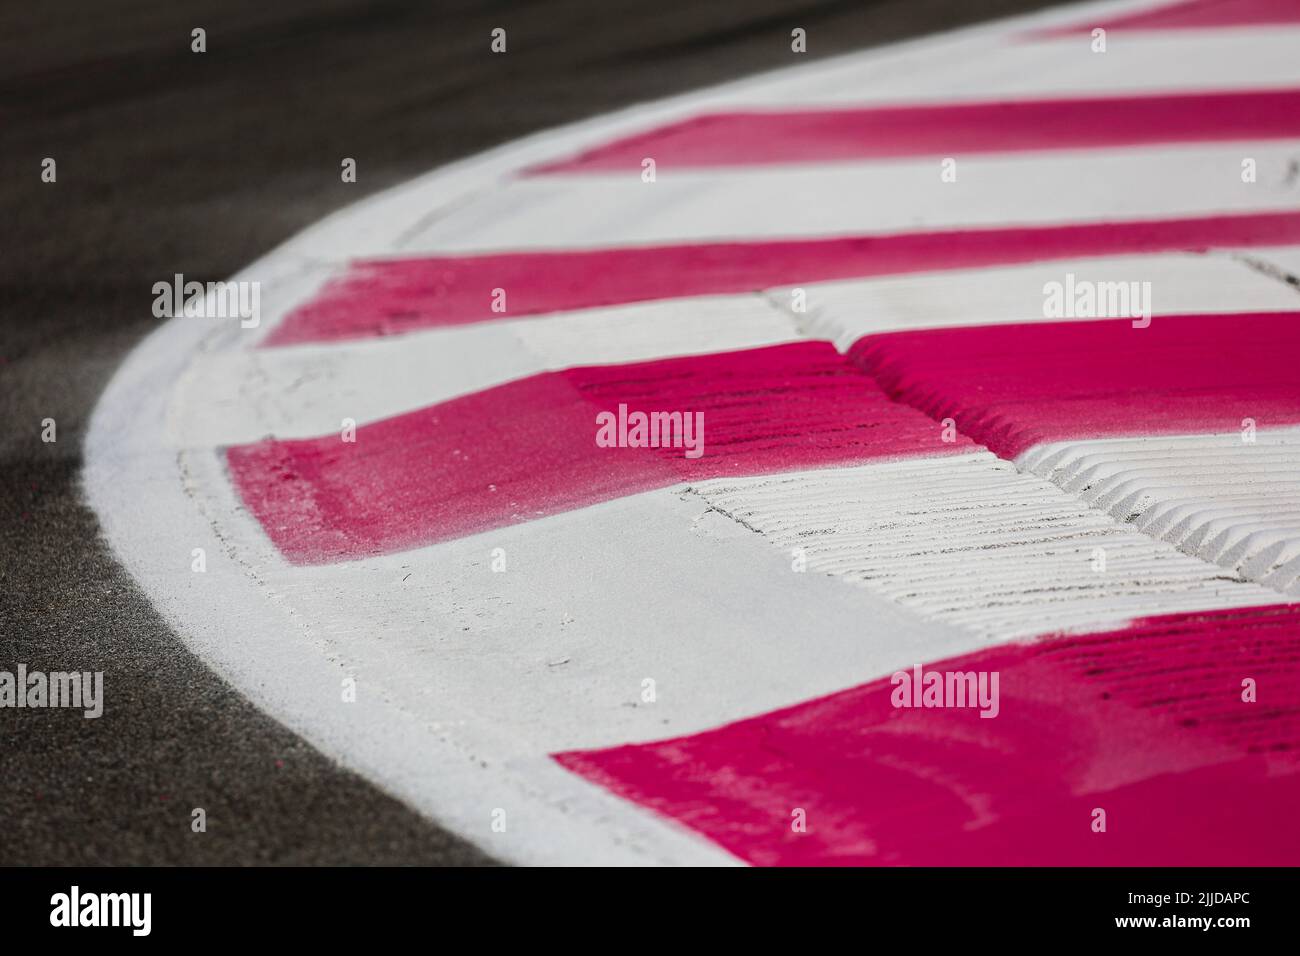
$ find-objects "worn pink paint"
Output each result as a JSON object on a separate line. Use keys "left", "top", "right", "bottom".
{"left": 528, "top": 88, "right": 1300, "bottom": 173}
{"left": 849, "top": 311, "right": 1300, "bottom": 459}
{"left": 556, "top": 604, "right": 1300, "bottom": 865}
{"left": 226, "top": 342, "right": 970, "bottom": 563}
{"left": 266, "top": 210, "right": 1300, "bottom": 345}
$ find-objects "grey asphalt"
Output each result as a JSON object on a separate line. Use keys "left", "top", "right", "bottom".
{"left": 0, "top": 0, "right": 1066, "bottom": 864}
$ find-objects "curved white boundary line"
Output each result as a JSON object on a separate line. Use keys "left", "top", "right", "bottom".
{"left": 84, "top": 0, "right": 1202, "bottom": 865}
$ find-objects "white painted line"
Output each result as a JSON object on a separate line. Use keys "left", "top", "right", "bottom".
{"left": 780, "top": 252, "right": 1300, "bottom": 350}
{"left": 397, "top": 144, "right": 1300, "bottom": 254}
{"left": 737, "top": 29, "right": 1300, "bottom": 105}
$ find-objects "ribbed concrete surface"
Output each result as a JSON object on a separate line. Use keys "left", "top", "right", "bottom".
{"left": 689, "top": 452, "right": 1278, "bottom": 638}
{"left": 1020, "top": 429, "right": 1300, "bottom": 595}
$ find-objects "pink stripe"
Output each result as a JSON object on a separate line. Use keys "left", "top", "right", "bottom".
{"left": 1033, "top": 0, "right": 1300, "bottom": 34}
{"left": 267, "top": 210, "right": 1300, "bottom": 345}
{"left": 848, "top": 311, "right": 1300, "bottom": 459}
{"left": 556, "top": 604, "right": 1300, "bottom": 865}
{"left": 528, "top": 88, "right": 1300, "bottom": 173}
{"left": 226, "top": 342, "right": 970, "bottom": 563}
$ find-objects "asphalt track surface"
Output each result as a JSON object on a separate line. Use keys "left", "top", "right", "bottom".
{"left": 0, "top": 0, "right": 1074, "bottom": 866}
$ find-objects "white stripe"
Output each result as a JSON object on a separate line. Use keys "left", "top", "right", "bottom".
{"left": 167, "top": 294, "right": 800, "bottom": 446}
{"left": 736, "top": 30, "right": 1300, "bottom": 105}
{"left": 776, "top": 252, "right": 1300, "bottom": 350}
{"left": 397, "top": 144, "right": 1300, "bottom": 254}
